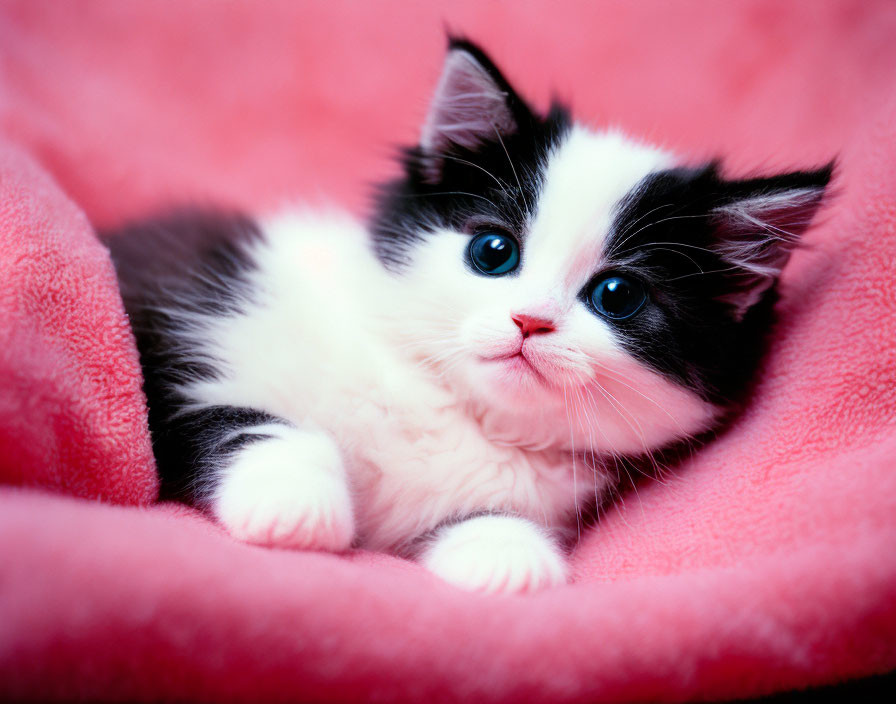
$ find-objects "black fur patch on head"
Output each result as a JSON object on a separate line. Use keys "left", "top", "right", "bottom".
{"left": 370, "top": 38, "right": 571, "bottom": 269}
{"left": 597, "top": 163, "right": 832, "bottom": 404}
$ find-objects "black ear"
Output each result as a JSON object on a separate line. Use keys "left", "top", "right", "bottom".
{"left": 710, "top": 164, "right": 833, "bottom": 319}
{"left": 419, "top": 38, "right": 531, "bottom": 180}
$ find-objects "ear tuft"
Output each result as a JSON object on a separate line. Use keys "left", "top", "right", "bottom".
{"left": 711, "top": 164, "right": 832, "bottom": 318}
{"left": 419, "top": 40, "right": 523, "bottom": 180}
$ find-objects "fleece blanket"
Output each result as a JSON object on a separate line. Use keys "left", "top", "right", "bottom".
{"left": 2, "top": 1, "right": 896, "bottom": 701}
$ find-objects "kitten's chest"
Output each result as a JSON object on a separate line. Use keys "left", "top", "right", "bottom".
{"left": 325, "top": 370, "right": 584, "bottom": 550}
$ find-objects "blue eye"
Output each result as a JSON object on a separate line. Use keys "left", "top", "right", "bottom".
{"left": 588, "top": 274, "right": 647, "bottom": 320}
{"left": 468, "top": 232, "right": 520, "bottom": 276}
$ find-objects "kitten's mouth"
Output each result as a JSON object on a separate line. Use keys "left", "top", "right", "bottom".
{"left": 481, "top": 350, "right": 548, "bottom": 385}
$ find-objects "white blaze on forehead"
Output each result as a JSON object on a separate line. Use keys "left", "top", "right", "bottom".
{"left": 524, "top": 126, "right": 675, "bottom": 290}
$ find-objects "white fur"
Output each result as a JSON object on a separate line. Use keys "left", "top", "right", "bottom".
{"left": 212, "top": 425, "right": 354, "bottom": 551}
{"left": 422, "top": 515, "right": 567, "bottom": 593}
{"left": 174, "top": 127, "right": 717, "bottom": 592}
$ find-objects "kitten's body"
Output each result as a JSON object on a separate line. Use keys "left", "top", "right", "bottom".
{"left": 108, "top": 40, "right": 830, "bottom": 592}
{"left": 188, "top": 210, "right": 594, "bottom": 552}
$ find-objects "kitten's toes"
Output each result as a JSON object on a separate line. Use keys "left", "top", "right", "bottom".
{"left": 212, "top": 428, "right": 354, "bottom": 551}
{"left": 421, "top": 515, "right": 567, "bottom": 594}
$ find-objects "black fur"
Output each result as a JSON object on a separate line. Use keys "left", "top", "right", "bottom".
{"left": 151, "top": 405, "right": 285, "bottom": 500}
{"left": 598, "top": 163, "right": 832, "bottom": 403}
{"left": 370, "top": 39, "right": 572, "bottom": 269}
{"left": 104, "top": 210, "right": 283, "bottom": 500}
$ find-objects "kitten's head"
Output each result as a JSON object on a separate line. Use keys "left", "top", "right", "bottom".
{"left": 372, "top": 38, "right": 831, "bottom": 454}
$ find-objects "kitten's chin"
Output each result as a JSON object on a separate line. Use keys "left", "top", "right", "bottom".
{"left": 463, "top": 354, "right": 564, "bottom": 408}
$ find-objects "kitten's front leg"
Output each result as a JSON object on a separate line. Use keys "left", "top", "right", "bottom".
{"left": 205, "top": 416, "right": 354, "bottom": 551}
{"left": 420, "top": 514, "right": 568, "bottom": 594}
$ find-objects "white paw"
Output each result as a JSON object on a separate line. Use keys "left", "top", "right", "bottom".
{"left": 211, "top": 427, "right": 354, "bottom": 551}
{"left": 421, "top": 515, "right": 568, "bottom": 594}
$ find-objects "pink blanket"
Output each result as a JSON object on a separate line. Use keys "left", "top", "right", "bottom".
{"left": 2, "top": 1, "right": 895, "bottom": 700}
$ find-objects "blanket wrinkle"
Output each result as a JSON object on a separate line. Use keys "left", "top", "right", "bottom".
{"left": 1, "top": 1, "right": 895, "bottom": 701}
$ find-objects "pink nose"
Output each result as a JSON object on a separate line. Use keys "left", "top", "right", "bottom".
{"left": 512, "top": 313, "right": 556, "bottom": 338}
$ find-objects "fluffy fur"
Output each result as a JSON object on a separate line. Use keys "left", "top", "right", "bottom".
{"left": 107, "top": 38, "right": 830, "bottom": 593}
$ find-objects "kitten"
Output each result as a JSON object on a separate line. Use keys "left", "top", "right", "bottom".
{"left": 107, "top": 38, "right": 831, "bottom": 593}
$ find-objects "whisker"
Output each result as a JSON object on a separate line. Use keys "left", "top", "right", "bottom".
{"left": 633, "top": 247, "right": 704, "bottom": 272}
{"left": 436, "top": 153, "right": 513, "bottom": 195}
{"left": 578, "top": 384, "right": 627, "bottom": 521}
{"left": 392, "top": 191, "right": 503, "bottom": 211}
{"left": 665, "top": 265, "right": 742, "bottom": 282}
{"left": 590, "top": 379, "right": 670, "bottom": 487}
{"left": 562, "top": 384, "right": 580, "bottom": 541}
{"left": 571, "top": 385, "right": 602, "bottom": 531}
{"left": 492, "top": 125, "right": 531, "bottom": 217}
{"left": 608, "top": 213, "right": 714, "bottom": 258}
{"left": 608, "top": 206, "right": 693, "bottom": 256}
{"left": 610, "top": 203, "right": 676, "bottom": 246}
{"left": 591, "top": 366, "right": 694, "bottom": 442}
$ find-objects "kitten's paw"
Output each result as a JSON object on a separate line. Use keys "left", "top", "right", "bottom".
{"left": 421, "top": 515, "right": 567, "bottom": 594}
{"left": 212, "top": 428, "right": 354, "bottom": 551}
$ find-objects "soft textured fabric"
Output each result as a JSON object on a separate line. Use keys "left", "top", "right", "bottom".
{"left": 1, "top": 1, "right": 895, "bottom": 701}
{"left": 0, "top": 139, "right": 156, "bottom": 504}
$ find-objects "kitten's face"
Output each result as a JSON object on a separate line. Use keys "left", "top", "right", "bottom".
{"left": 372, "top": 40, "right": 830, "bottom": 454}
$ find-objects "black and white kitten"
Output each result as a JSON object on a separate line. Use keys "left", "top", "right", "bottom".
{"left": 108, "top": 39, "right": 830, "bottom": 593}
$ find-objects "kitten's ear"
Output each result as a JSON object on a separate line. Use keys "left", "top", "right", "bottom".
{"left": 710, "top": 164, "right": 833, "bottom": 319}
{"left": 419, "top": 39, "right": 528, "bottom": 179}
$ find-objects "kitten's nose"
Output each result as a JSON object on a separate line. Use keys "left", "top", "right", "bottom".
{"left": 512, "top": 313, "right": 556, "bottom": 338}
